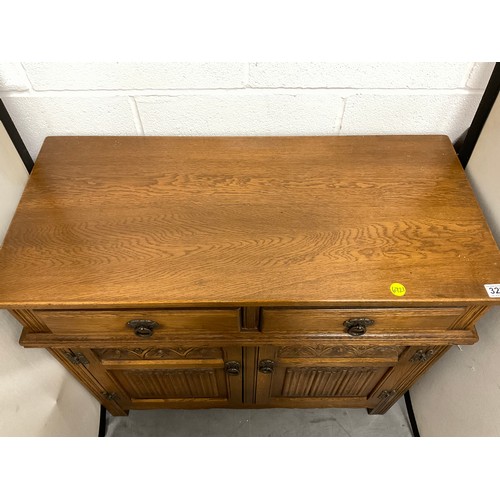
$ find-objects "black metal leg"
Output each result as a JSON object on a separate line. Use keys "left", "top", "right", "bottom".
{"left": 98, "top": 404, "right": 107, "bottom": 437}
{"left": 404, "top": 391, "right": 420, "bottom": 437}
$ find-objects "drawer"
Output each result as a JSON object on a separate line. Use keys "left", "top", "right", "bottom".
{"left": 35, "top": 309, "right": 241, "bottom": 337}
{"left": 261, "top": 307, "right": 467, "bottom": 334}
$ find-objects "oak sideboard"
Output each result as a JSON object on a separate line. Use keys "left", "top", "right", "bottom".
{"left": 0, "top": 135, "right": 498, "bottom": 416}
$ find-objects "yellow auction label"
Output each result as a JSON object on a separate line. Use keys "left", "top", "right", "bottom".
{"left": 390, "top": 282, "right": 406, "bottom": 296}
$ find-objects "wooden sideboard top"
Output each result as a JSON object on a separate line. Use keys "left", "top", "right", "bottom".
{"left": 0, "top": 135, "right": 498, "bottom": 308}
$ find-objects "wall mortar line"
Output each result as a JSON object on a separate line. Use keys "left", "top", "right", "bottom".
{"left": 0, "top": 88, "right": 486, "bottom": 98}
{"left": 337, "top": 97, "right": 348, "bottom": 134}
{"left": 243, "top": 64, "right": 250, "bottom": 88}
{"left": 465, "top": 63, "right": 478, "bottom": 89}
{"left": 18, "top": 63, "right": 35, "bottom": 95}
{"left": 129, "top": 97, "right": 145, "bottom": 135}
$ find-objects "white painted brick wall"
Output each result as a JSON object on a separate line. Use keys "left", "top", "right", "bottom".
{"left": 0, "top": 63, "right": 30, "bottom": 91}
{"left": 340, "top": 93, "right": 483, "bottom": 139}
{"left": 248, "top": 62, "right": 480, "bottom": 89}
{"left": 0, "top": 62, "right": 494, "bottom": 160}
{"left": 136, "top": 93, "right": 344, "bottom": 136}
{"left": 467, "top": 63, "right": 496, "bottom": 89}
{"left": 23, "top": 63, "right": 247, "bottom": 90}
{"left": 1, "top": 96, "right": 137, "bottom": 159}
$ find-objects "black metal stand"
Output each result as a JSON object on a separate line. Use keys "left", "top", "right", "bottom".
{"left": 0, "top": 99, "right": 33, "bottom": 172}
{"left": 98, "top": 405, "right": 107, "bottom": 437}
{"left": 458, "top": 63, "right": 500, "bottom": 169}
{"left": 404, "top": 391, "right": 420, "bottom": 437}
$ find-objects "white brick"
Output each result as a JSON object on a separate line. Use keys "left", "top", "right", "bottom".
{"left": 23, "top": 63, "right": 247, "bottom": 90}
{"left": 340, "top": 94, "right": 482, "bottom": 142}
{"left": 249, "top": 63, "right": 474, "bottom": 89}
{"left": 2, "top": 96, "right": 137, "bottom": 160}
{"left": 0, "top": 63, "right": 30, "bottom": 91}
{"left": 136, "top": 93, "right": 343, "bottom": 136}
{"left": 466, "top": 62, "right": 495, "bottom": 89}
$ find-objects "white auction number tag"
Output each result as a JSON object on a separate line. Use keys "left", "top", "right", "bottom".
{"left": 484, "top": 284, "right": 500, "bottom": 298}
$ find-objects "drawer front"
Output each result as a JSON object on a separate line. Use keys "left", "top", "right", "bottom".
{"left": 261, "top": 307, "right": 467, "bottom": 334}
{"left": 35, "top": 309, "right": 241, "bottom": 337}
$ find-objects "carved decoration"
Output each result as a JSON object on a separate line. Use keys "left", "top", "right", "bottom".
{"left": 282, "top": 366, "right": 380, "bottom": 398}
{"left": 410, "top": 349, "right": 434, "bottom": 363}
{"left": 94, "top": 346, "right": 222, "bottom": 360}
{"left": 378, "top": 389, "right": 397, "bottom": 399}
{"left": 113, "top": 369, "right": 220, "bottom": 399}
{"left": 277, "top": 345, "right": 402, "bottom": 358}
{"left": 101, "top": 392, "right": 119, "bottom": 401}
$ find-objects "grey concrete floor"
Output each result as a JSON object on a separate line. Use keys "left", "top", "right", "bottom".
{"left": 105, "top": 398, "right": 412, "bottom": 437}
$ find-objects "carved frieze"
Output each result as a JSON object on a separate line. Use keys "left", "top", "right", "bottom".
{"left": 94, "top": 346, "right": 222, "bottom": 360}
{"left": 277, "top": 345, "right": 402, "bottom": 358}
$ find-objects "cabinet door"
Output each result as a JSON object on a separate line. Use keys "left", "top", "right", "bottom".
{"left": 255, "top": 345, "right": 404, "bottom": 408}
{"left": 60, "top": 346, "right": 243, "bottom": 414}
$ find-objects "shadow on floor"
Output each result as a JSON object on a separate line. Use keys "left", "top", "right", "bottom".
{"left": 105, "top": 398, "right": 412, "bottom": 437}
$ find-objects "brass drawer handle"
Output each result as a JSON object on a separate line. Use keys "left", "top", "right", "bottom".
{"left": 343, "top": 318, "right": 374, "bottom": 336}
{"left": 126, "top": 319, "right": 159, "bottom": 338}
{"left": 259, "top": 359, "right": 275, "bottom": 374}
{"left": 224, "top": 361, "right": 241, "bottom": 376}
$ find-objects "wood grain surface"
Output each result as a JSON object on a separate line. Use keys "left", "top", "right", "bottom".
{"left": 0, "top": 135, "right": 498, "bottom": 308}
{"left": 35, "top": 308, "right": 240, "bottom": 334}
{"left": 261, "top": 307, "right": 467, "bottom": 333}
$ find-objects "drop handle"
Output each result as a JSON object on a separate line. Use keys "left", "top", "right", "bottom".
{"left": 258, "top": 359, "right": 275, "bottom": 374}
{"left": 127, "top": 319, "right": 159, "bottom": 338}
{"left": 343, "top": 318, "right": 374, "bottom": 336}
{"left": 224, "top": 361, "right": 241, "bottom": 376}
